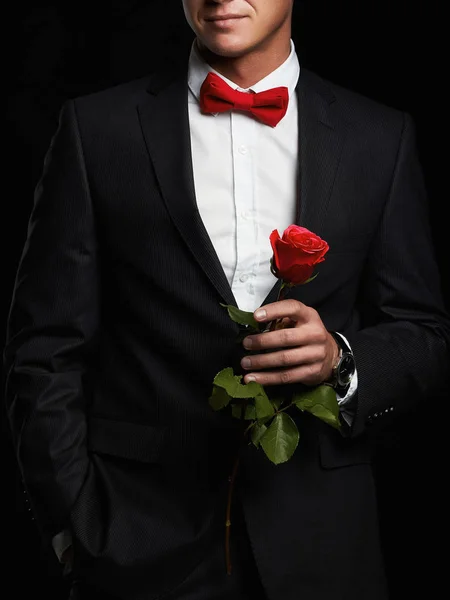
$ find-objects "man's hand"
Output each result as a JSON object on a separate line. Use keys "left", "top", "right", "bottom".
{"left": 241, "top": 299, "right": 339, "bottom": 386}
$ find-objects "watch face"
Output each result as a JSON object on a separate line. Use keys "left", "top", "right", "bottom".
{"left": 337, "top": 353, "right": 355, "bottom": 386}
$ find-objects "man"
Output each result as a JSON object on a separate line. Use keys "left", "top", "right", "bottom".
{"left": 4, "top": 1, "right": 450, "bottom": 599}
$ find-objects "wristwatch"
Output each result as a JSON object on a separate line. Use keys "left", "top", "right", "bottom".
{"left": 326, "top": 331, "right": 356, "bottom": 392}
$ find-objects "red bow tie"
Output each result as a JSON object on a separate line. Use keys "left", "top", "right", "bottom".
{"left": 199, "top": 72, "right": 289, "bottom": 127}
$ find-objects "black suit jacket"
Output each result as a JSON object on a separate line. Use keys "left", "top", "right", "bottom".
{"left": 4, "top": 49, "right": 450, "bottom": 600}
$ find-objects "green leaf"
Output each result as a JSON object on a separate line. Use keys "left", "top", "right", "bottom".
{"left": 293, "top": 385, "right": 341, "bottom": 430}
{"left": 308, "top": 403, "right": 341, "bottom": 430}
{"left": 231, "top": 402, "right": 257, "bottom": 420}
{"left": 251, "top": 421, "right": 268, "bottom": 447}
{"left": 293, "top": 384, "right": 334, "bottom": 409}
{"left": 208, "top": 385, "right": 232, "bottom": 411}
{"left": 213, "top": 367, "right": 267, "bottom": 399}
{"left": 220, "top": 303, "right": 259, "bottom": 330}
{"left": 254, "top": 389, "right": 275, "bottom": 419}
{"left": 271, "top": 397, "right": 285, "bottom": 411}
{"left": 259, "top": 413, "right": 300, "bottom": 465}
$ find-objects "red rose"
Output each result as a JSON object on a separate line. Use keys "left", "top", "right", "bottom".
{"left": 270, "top": 225, "right": 329, "bottom": 285}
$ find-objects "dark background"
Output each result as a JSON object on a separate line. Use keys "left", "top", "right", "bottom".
{"left": 3, "top": 2, "right": 448, "bottom": 598}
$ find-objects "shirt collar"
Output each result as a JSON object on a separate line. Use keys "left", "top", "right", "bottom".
{"left": 188, "top": 38, "right": 300, "bottom": 103}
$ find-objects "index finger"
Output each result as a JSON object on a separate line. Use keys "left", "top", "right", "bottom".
{"left": 253, "top": 299, "right": 310, "bottom": 326}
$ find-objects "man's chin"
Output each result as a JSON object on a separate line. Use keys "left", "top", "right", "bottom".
{"left": 197, "top": 38, "right": 256, "bottom": 59}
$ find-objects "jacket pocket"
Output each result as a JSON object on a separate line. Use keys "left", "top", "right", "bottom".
{"left": 87, "top": 415, "right": 167, "bottom": 464}
{"left": 319, "top": 430, "right": 373, "bottom": 469}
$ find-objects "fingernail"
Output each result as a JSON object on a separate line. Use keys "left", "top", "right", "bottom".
{"left": 245, "top": 376, "right": 256, "bottom": 383}
{"left": 254, "top": 309, "right": 267, "bottom": 320}
{"left": 241, "top": 357, "right": 252, "bottom": 368}
{"left": 243, "top": 338, "right": 252, "bottom": 349}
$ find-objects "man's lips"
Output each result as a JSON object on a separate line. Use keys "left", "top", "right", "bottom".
{"left": 205, "top": 14, "right": 245, "bottom": 22}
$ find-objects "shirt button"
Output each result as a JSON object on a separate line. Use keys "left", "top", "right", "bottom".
{"left": 239, "top": 274, "right": 249, "bottom": 283}
{"left": 241, "top": 210, "right": 251, "bottom": 219}
{"left": 238, "top": 145, "right": 248, "bottom": 155}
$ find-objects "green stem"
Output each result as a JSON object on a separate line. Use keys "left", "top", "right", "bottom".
{"left": 225, "top": 449, "right": 241, "bottom": 575}
{"left": 225, "top": 282, "right": 293, "bottom": 572}
{"left": 267, "top": 282, "right": 289, "bottom": 332}
{"left": 275, "top": 401, "right": 295, "bottom": 414}
{"left": 225, "top": 400, "right": 249, "bottom": 575}
{"left": 244, "top": 421, "right": 256, "bottom": 435}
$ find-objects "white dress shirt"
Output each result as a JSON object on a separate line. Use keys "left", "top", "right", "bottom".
{"left": 188, "top": 38, "right": 299, "bottom": 313}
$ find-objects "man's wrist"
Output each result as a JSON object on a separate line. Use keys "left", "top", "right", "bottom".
{"left": 324, "top": 332, "right": 341, "bottom": 383}
{"left": 324, "top": 331, "right": 356, "bottom": 392}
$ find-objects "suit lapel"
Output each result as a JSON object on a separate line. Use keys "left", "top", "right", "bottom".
{"left": 296, "top": 69, "right": 347, "bottom": 234}
{"left": 262, "top": 69, "right": 347, "bottom": 307}
{"left": 137, "top": 56, "right": 237, "bottom": 307}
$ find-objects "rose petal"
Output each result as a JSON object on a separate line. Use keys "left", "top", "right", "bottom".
{"left": 279, "top": 263, "right": 315, "bottom": 285}
{"left": 276, "top": 238, "right": 316, "bottom": 267}
{"left": 269, "top": 229, "right": 282, "bottom": 272}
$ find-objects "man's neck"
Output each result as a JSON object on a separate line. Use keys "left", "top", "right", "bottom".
{"left": 196, "top": 38, "right": 291, "bottom": 89}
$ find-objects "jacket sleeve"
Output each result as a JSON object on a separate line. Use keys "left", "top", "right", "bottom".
{"left": 3, "top": 99, "right": 99, "bottom": 544}
{"left": 347, "top": 112, "right": 450, "bottom": 437}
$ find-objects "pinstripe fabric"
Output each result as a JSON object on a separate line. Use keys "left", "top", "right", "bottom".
{"left": 3, "top": 48, "right": 450, "bottom": 600}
